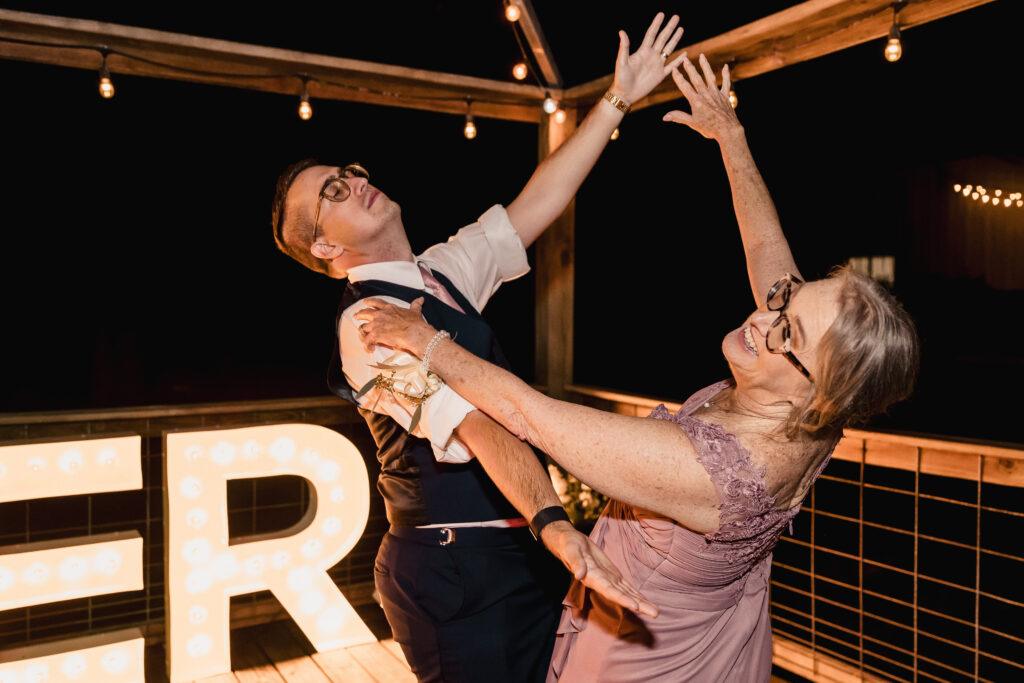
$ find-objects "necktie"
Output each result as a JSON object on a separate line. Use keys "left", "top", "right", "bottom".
{"left": 418, "top": 264, "right": 465, "bottom": 313}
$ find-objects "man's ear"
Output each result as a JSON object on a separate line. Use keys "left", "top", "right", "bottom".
{"left": 311, "top": 240, "right": 344, "bottom": 260}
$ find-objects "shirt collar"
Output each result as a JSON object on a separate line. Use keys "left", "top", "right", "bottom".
{"left": 347, "top": 260, "right": 427, "bottom": 290}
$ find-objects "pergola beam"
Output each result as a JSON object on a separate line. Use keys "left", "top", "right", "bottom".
{"left": 0, "top": 9, "right": 548, "bottom": 123}
{"left": 513, "top": 0, "right": 563, "bottom": 88}
{"left": 566, "top": 0, "right": 996, "bottom": 109}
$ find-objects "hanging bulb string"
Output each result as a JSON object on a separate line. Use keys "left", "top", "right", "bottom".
{"left": 0, "top": 36, "right": 548, "bottom": 109}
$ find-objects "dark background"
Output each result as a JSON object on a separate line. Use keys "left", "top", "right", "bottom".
{"left": 1, "top": 1, "right": 1021, "bottom": 444}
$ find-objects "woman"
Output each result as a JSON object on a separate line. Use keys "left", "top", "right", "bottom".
{"left": 355, "top": 54, "right": 919, "bottom": 682}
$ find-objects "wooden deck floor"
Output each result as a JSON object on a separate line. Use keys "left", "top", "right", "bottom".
{"left": 145, "top": 607, "right": 415, "bottom": 682}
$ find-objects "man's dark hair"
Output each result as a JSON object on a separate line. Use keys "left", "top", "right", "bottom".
{"left": 271, "top": 158, "right": 332, "bottom": 276}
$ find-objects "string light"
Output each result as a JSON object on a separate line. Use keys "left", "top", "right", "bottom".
{"left": 954, "top": 183, "right": 1023, "bottom": 208}
{"left": 542, "top": 93, "right": 558, "bottom": 114}
{"left": 98, "top": 51, "right": 114, "bottom": 99}
{"left": 463, "top": 98, "right": 476, "bottom": 139}
{"left": 553, "top": 108, "right": 566, "bottom": 124}
{"left": 884, "top": 1, "right": 907, "bottom": 62}
{"left": 728, "top": 89, "right": 738, "bottom": 109}
{"left": 504, "top": 1, "right": 521, "bottom": 23}
{"left": 298, "top": 77, "right": 312, "bottom": 121}
{"left": 610, "top": 128, "right": 620, "bottom": 141}
{"left": 512, "top": 62, "right": 528, "bottom": 81}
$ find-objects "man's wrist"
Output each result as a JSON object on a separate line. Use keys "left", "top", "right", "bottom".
{"left": 530, "top": 505, "right": 571, "bottom": 541}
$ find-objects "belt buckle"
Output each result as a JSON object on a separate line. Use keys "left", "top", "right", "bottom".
{"left": 439, "top": 527, "right": 455, "bottom": 546}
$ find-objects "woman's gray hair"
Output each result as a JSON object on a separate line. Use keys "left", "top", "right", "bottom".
{"left": 786, "top": 266, "right": 920, "bottom": 439}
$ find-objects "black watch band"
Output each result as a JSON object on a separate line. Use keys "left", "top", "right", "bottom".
{"left": 529, "top": 505, "right": 571, "bottom": 540}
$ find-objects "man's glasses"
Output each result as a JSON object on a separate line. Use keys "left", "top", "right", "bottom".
{"left": 765, "top": 274, "right": 813, "bottom": 381}
{"left": 311, "top": 163, "right": 370, "bottom": 243}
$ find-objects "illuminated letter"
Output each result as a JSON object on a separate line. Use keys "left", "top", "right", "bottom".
{"left": 0, "top": 436, "right": 144, "bottom": 681}
{"left": 164, "top": 424, "right": 374, "bottom": 681}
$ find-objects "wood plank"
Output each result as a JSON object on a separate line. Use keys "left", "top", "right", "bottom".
{"left": 533, "top": 108, "right": 578, "bottom": 399}
{"left": 230, "top": 627, "right": 286, "bottom": 683}
{"left": 567, "top": 0, "right": 996, "bottom": 110}
{"left": 516, "top": 0, "right": 563, "bottom": 87}
{"left": 144, "top": 642, "right": 171, "bottom": 683}
{"left": 307, "top": 647, "right": 378, "bottom": 683}
{"left": 920, "top": 447, "right": 980, "bottom": 481}
{"left": 196, "top": 674, "right": 240, "bottom": 683}
{"left": 983, "top": 455, "right": 1024, "bottom": 488}
{"left": 346, "top": 642, "right": 416, "bottom": 683}
{"left": 378, "top": 639, "right": 411, "bottom": 669}
{"left": 863, "top": 438, "right": 918, "bottom": 472}
{"left": 0, "top": 9, "right": 544, "bottom": 123}
{"left": 252, "top": 622, "right": 331, "bottom": 683}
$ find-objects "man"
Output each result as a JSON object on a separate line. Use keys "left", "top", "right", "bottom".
{"left": 270, "top": 14, "right": 682, "bottom": 681}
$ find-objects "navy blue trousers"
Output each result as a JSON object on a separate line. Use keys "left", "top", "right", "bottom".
{"left": 374, "top": 526, "right": 568, "bottom": 682}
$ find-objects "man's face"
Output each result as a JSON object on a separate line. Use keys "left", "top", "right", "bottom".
{"left": 288, "top": 164, "right": 400, "bottom": 254}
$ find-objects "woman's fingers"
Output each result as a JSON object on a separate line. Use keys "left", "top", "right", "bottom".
{"left": 639, "top": 11, "right": 665, "bottom": 49}
{"left": 652, "top": 14, "right": 680, "bottom": 54}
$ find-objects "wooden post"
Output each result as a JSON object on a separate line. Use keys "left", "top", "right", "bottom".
{"left": 534, "top": 107, "right": 577, "bottom": 399}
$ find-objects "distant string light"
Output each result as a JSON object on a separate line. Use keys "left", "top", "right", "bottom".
{"left": 884, "top": 1, "right": 907, "bottom": 62}
{"left": 953, "top": 183, "right": 1023, "bottom": 208}
{"left": 553, "top": 108, "right": 567, "bottom": 124}
{"left": 728, "top": 89, "right": 738, "bottom": 109}
{"left": 542, "top": 93, "right": 558, "bottom": 114}
{"left": 512, "top": 62, "right": 528, "bottom": 80}
{"left": 610, "top": 127, "right": 620, "bottom": 141}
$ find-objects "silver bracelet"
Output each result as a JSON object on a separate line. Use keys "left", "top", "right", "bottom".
{"left": 420, "top": 330, "right": 450, "bottom": 375}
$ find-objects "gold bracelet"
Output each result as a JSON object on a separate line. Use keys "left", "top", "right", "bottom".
{"left": 603, "top": 91, "right": 631, "bottom": 114}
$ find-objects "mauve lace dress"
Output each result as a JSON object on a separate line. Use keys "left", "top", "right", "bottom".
{"left": 547, "top": 381, "right": 836, "bottom": 682}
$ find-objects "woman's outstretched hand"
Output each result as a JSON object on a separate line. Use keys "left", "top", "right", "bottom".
{"left": 611, "top": 12, "right": 686, "bottom": 105}
{"left": 354, "top": 297, "right": 436, "bottom": 356}
{"left": 664, "top": 53, "right": 742, "bottom": 143}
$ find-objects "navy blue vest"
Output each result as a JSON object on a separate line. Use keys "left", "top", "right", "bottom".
{"left": 328, "top": 270, "right": 524, "bottom": 527}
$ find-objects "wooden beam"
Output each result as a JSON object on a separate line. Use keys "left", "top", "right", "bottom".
{"left": 566, "top": 0, "right": 996, "bottom": 110}
{"left": 534, "top": 108, "right": 577, "bottom": 399}
{"left": 0, "top": 9, "right": 547, "bottom": 123}
{"left": 513, "top": 0, "right": 563, "bottom": 88}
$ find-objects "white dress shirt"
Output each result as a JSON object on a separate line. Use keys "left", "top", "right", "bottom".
{"left": 338, "top": 204, "right": 530, "bottom": 463}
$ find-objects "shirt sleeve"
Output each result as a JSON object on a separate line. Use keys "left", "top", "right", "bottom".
{"left": 339, "top": 296, "right": 477, "bottom": 463}
{"left": 418, "top": 204, "right": 530, "bottom": 313}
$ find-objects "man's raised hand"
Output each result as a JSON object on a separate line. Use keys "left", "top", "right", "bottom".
{"left": 611, "top": 12, "right": 686, "bottom": 106}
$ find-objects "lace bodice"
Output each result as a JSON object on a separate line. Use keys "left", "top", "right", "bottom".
{"left": 648, "top": 381, "right": 833, "bottom": 565}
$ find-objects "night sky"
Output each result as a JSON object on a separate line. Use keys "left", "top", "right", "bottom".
{"left": 0, "top": 2, "right": 1021, "bottom": 444}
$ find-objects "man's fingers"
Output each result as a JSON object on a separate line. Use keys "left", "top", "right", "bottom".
{"left": 652, "top": 14, "right": 680, "bottom": 53}
{"left": 640, "top": 11, "right": 665, "bottom": 48}
{"left": 663, "top": 110, "right": 693, "bottom": 126}
{"left": 410, "top": 297, "right": 425, "bottom": 313}
{"left": 721, "top": 64, "right": 731, "bottom": 95}
{"left": 669, "top": 67, "right": 697, "bottom": 99}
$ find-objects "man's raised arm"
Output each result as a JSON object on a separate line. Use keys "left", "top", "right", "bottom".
{"left": 507, "top": 13, "right": 685, "bottom": 247}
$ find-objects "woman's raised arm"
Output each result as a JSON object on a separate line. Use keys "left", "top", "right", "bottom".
{"left": 664, "top": 53, "right": 801, "bottom": 306}
{"left": 355, "top": 299, "right": 720, "bottom": 534}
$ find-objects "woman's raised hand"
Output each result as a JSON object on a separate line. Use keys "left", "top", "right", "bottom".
{"left": 664, "top": 53, "right": 742, "bottom": 142}
{"left": 354, "top": 297, "right": 436, "bottom": 356}
{"left": 610, "top": 13, "right": 686, "bottom": 105}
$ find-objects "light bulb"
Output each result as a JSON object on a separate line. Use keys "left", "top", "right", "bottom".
{"left": 554, "top": 108, "right": 566, "bottom": 124}
{"left": 505, "top": 3, "right": 521, "bottom": 22}
{"left": 884, "top": 37, "right": 902, "bottom": 62}
{"left": 1004, "top": 199, "right": 1012, "bottom": 207}
{"left": 982, "top": 195, "right": 990, "bottom": 203}
{"left": 884, "top": 22, "right": 902, "bottom": 62}
{"left": 542, "top": 94, "right": 558, "bottom": 114}
{"left": 98, "top": 57, "right": 114, "bottom": 99}
{"left": 512, "top": 62, "right": 528, "bottom": 80}
{"left": 610, "top": 128, "right": 620, "bottom": 141}
{"left": 971, "top": 192, "right": 979, "bottom": 199}
{"left": 464, "top": 115, "right": 477, "bottom": 139}
{"left": 298, "top": 79, "right": 313, "bottom": 120}
{"left": 994, "top": 189, "right": 1002, "bottom": 197}
{"left": 953, "top": 184, "right": 961, "bottom": 192}
{"left": 1017, "top": 201, "right": 1022, "bottom": 207}
{"left": 728, "top": 89, "right": 738, "bottom": 109}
